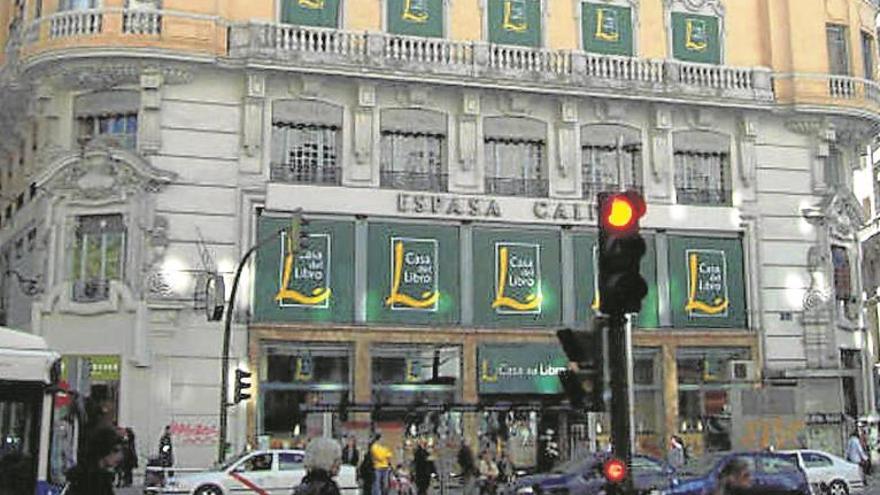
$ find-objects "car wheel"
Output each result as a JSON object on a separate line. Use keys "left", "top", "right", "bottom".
{"left": 195, "top": 485, "right": 224, "bottom": 495}
{"left": 826, "top": 480, "right": 848, "bottom": 495}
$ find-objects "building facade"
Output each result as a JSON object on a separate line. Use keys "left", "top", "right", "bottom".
{"left": 0, "top": 0, "right": 878, "bottom": 472}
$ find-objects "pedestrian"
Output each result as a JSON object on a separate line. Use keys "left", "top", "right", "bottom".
{"left": 860, "top": 428, "right": 873, "bottom": 476}
{"left": 371, "top": 433, "right": 393, "bottom": 495}
{"left": 496, "top": 450, "right": 513, "bottom": 487}
{"left": 478, "top": 450, "right": 499, "bottom": 495}
{"left": 64, "top": 427, "right": 124, "bottom": 495}
{"left": 848, "top": 430, "right": 869, "bottom": 482}
{"left": 714, "top": 457, "right": 752, "bottom": 495}
{"left": 122, "top": 427, "right": 137, "bottom": 487}
{"left": 358, "top": 438, "right": 375, "bottom": 495}
{"left": 413, "top": 439, "right": 435, "bottom": 495}
{"left": 158, "top": 425, "right": 174, "bottom": 468}
{"left": 667, "top": 435, "right": 686, "bottom": 470}
{"left": 457, "top": 441, "right": 478, "bottom": 495}
{"left": 343, "top": 436, "right": 360, "bottom": 467}
{"left": 293, "top": 437, "right": 343, "bottom": 495}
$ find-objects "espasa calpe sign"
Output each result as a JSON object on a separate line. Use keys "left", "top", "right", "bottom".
{"left": 492, "top": 242, "right": 542, "bottom": 314}
{"left": 385, "top": 237, "right": 440, "bottom": 311}
{"left": 275, "top": 231, "right": 332, "bottom": 309}
{"left": 684, "top": 248, "right": 729, "bottom": 318}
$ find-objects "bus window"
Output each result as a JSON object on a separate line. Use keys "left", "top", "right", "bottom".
{"left": 0, "top": 383, "right": 43, "bottom": 495}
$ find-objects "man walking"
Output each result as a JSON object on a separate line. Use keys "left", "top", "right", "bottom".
{"left": 847, "top": 430, "right": 868, "bottom": 483}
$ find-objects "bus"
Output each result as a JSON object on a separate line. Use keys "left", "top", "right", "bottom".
{"left": 0, "top": 326, "right": 76, "bottom": 495}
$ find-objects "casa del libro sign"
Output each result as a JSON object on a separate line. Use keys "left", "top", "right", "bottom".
{"left": 395, "top": 192, "right": 597, "bottom": 223}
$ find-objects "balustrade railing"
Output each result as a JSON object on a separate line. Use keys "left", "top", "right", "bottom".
{"left": 272, "top": 23, "right": 366, "bottom": 57}
{"left": 678, "top": 62, "right": 757, "bottom": 91}
{"left": 123, "top": 10, "right": 162, "bottom": 35}
{"left": 585, "top": 54, "right": 663, "bottom": 83}
{"left": 49, "top": 9, "right": 103, "bottom": 38}
{"left": 489, "top": 44, "right": 571, "bottom": 75}
{"left": 384, "top": 35, "right": 472, "bottom": 67}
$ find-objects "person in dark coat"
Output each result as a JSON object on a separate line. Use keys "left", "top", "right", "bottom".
{"left": 122, "top": 428, "right": 137, "bottom": 487}
{"left": 293, "top": 437, "right": 343, "bottom": 495}
{"left": 457, "top": 441, "right": 478, "bottom": 495}
{"left": 65, "top": 427, "right": 124, "bottom": 495}
{"left": 342, "top": 436, "right": 360, "bottom": 467}
{"left": 158, "top": 425, "right": 173, "bottom": 467}
{"left": 359, "top": 438, "right": 375, "bottom": 495}
{"left": 413, "top": 439, "right": 435, "bottom": 495}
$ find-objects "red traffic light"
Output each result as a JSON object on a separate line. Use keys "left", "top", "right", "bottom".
{"left": 603, "top": 458, "right": 627, "bottom": 484}
{"left": 599, "top": 191, "right": 646, "bottom": 234}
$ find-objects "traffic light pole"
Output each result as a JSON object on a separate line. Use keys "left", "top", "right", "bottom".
{"left": 608, "top": 313, "right": 635, "bottom": 494}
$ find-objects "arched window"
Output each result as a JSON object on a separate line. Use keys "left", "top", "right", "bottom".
{"left": 380, "top": 108, "right": 448, "bottom": 192}
{"left": 580, "top": 124, "right": 642, "bottom": 200}
{"left": 271, "top": 100, "right": 343, "bottom": 185}
{"left": 483, "top": 116, "right": 547, "bottom": 197}
{"left": 672, "top": 131, "right": 730, "bottom": 206}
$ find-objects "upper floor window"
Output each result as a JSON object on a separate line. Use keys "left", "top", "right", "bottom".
{"left": 826, "top": 145, "right": 847, "bottom": 188}
{"left": 581, "top": 124, "right": 642, "bottom": 201}
{"left": 484, "top": 117, "right": 547, "bottom": 198}
{"left": 74, "top": 90, "right": 140, "bottom": 150}
{"left": 487, "top": 0, "right": 542, "bottom": 47}
{"left": 832, "top": 245, "right": 852, "bottom": 302}
{"left": 380, "top": 109, "right": 447, "bottom": 192}
{"left": 581, "top": 2, "right": 634, "bottom": 56}
{"left": 59, "top": 0, "right": 98, "bottom": 10}
{"left": 862, "top": 31, "right": 874, "bottom": 79}
{"left": 673, "top": 131, "right": 730, "bottom": 206}
{"left": 280, "top": 0, "right": 341, "bottom": 28}
{"left": 72, "top": 214, "right": 125, "bottom": 302}
{"left": 827, "top": 24, "right": 850, "bottom": 75}
{"left": 671, "top": 12, "right": 721, "bottom": 64}
{"left": 270, "top": 100, "right": 342, "bottom": 186}
{"left": 387, "top": 0, "right": 444, "bottom": 38}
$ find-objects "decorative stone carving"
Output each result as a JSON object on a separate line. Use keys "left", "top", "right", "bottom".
{"left": 47, "top": 62, "right": 192, "bottom": 91}
{"left": 650, "top": 105, "right": 672, "bottom": 185}
{"left": 505, "top": 94, "right": 532, "bottom": 115}
{"left": 665, "top": 0, "right": 724, "bottom": 16}
{"left": 738, "top": 114, "right": 758, "bottom": 187}
{"left": 803, "top": 245, "right": 832, "bottom": 325}
{"left": 353, "top": 83, "right": 377, "bottom": 171}
{"left": 241, "top": 72, "right": 266, "bottom": 164}
{"left": 595, "top": 100, "right": 628, "bottom": 122}
{"left": 786, "top": 118, "right": 835, "bottom": 193}
{"left": 37, "top": 144, "right": 176, "bottom": 202}
{"left": 138, "top": 68, "right": 163, "bottom": 155}
{"left": 458, "top": 91, "right": 480, "bottom": 172}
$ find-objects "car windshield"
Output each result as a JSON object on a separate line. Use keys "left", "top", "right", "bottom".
{"left": 217, "top": 452, "right": 252, "bottom": 472}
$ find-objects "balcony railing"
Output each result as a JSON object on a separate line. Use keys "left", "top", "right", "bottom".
{"left": 123, "top": 10, "right": 162, "bottom": 35}
{"left": 486, "top": 177, "right": 549, "bottom": 198}
{"left": 270, "top": 162, "right": 341, "bottom": 186}
{"left": 49, "top": 9, "right": 103, "bottom": 38}
{"left": 675, "top": 187, "right": 731, "bottom": 206}
{"left": 380, "top": 170, "right": 448, "bottom": 192}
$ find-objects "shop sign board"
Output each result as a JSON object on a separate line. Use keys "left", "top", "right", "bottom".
{"left": 493, "top": 242, "right": 542, "bottom": 314}
{"left": 669, "top": 236, "right": 745, "bottom": 328}
{"left": 478, "top": 343, "right": 567, "bottom": 394}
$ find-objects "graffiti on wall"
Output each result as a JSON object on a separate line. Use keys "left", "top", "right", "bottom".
{"left": 170, "top": 421, "right": 219, "bottom": 445}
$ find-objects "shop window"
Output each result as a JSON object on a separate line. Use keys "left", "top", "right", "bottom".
{"left": 827, "top": 24, "right": 850, "bottom": 75}
{"left": 673, "top": 131, "right": 730, "bottom": 206}
{"left": 581, "top": 124, "right": 642, "bottom": 201}
{"left": 380, "top": 109, "right": 447, "bottom": 192}
{"left": 71, "top": 214, "right": 125, "bottom": 303}
{"left": 832, "top": 246, "right": 852, "bottom": 301}
{"left": 484, "top": 117, "right": 547, "bottom": 198}
{"left": 280, "top": 0, "right": 341, "bottom": 28}
{"left": 271, "top": 100, "right": 343, "bottom": 186}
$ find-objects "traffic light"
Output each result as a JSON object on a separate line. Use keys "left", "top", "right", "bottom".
{"left": 233, "top": 369, "right": 252, "bottom": 404}
{"left": 602, "top": 458, "right": 628, "bottom": 495}
{"left": 556, "top": 318, "right": 608, "bottom": 412}
{"left": 597, "top": 191, "right": 648, "bottom": 315}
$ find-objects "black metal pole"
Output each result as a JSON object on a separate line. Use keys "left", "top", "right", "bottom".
{"left": 608, "top": 312, "right": 634, "bottom": 494}
{"left": 217, "top": 229, "right": 283, "bottom": 465}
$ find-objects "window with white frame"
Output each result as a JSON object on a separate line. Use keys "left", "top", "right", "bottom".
{"left": 581, "top": 124, "right": 642, "bottom": 200}
{"left": 271, "top": 100, "right": 343, "bottom": 186}
{"left": 380, "top": 109, "right": 447, "bottom": 192}
{"left": 673, "top": 131, "right": 730, "bottom": 206}
{"left": 484, "top": 117, "right": 547, "bottom": 197}
{"left": 72, "top": 214, "right": 125, "bottom": 302}
{"left": 827, "top": 24, "right": 850, "bottom": 76}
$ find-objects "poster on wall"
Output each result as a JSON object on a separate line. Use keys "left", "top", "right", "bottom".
{"left": 684, "top": 248, "right": 729, "bottom": 318}
{"left": 386, "top": 237, "right": 440, "bottom": 312}
{"left": 493, "top": 242, "right": 542, "bottom": 315}
{"left": 275, "top": 232, "right": 332, "bottom": 309}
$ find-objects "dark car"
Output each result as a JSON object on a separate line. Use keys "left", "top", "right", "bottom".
{"left": 504, "top": 453, "right": 678, "bottom": 495}
{"left": 666, "top": 451, "right": 811, "bottom": 495}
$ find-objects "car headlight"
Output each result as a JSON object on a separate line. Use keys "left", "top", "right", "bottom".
{"left": 516, "top": 487, "right": 534, "bottom": 495}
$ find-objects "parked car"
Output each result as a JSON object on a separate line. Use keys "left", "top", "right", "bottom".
{"left": 781, "top": 449, "right": 865, "bottom": 495}
{"left": 503, "top": 453, "right": 677, "bottom": 495}
{"left": 665, "top": 451, "right": 811, "bottom": 495}
{"left": 145, "top": 449, "right": 358, "bottom": 495}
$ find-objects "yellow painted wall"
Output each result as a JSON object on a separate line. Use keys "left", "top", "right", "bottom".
{"left": 449, "top": 0, "right": 481, "bottom": 41}
{"left": 547, "top": 0, "right": 577, "bottom": 50}
{"left": 347, "top": 0, "right": 380, "bottom": 31}
{"left": 724, "top": 0, "right": 767, "bottom": 66}
{"left": 639, "top": 0, "right": 667, "bottom": 59}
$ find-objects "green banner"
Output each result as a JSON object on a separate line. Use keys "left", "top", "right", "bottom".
{"left": 493, "top": 242, "right": 542, "bottom": 314}
{"left": 367, "top": 223, "right": 459, "bottom": 325}
{"left": 478, "top": 344, "right": 567, "bottom": 394}
{"left": 276, "top": 233, "right": 332, "bottom": 309}
{"left": 582, "top": 3, "right": 633, "bottom": 56}
{"left": 62, "top": 355, "right": 120, "bottom": 382}
{"left": 683, "top": 249, "right": 729, "bottom": 318}
{"left": 488, "top": 0, "right": 542, "bottom": 47}
{"left": 386, "top": 237, "right": 440, "bottom": 311}
{"left": 387, "top": 0, "right": 444, "bottom": 37}
{"left": 281, "top": 0, "right": 340, "bottom": 28}
{"left": 671, "top": 12, "right": 720, "bottom": 64}
{"left": 254, "top": 217, "right": 355, "bottom": 323}
{"left": 669, "top": 236, "right": 745, "bottom": 328}
{"left": 473, "top": 228, "right": 560, "bottom": 327}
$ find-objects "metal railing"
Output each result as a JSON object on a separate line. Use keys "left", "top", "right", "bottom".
{"left": 380, "top": 170, "right": 448, "bottom": 192}
{"left": 675, "top": 187, "right": 731, "bottom": 206}
{"left": 269, "top": 163, "right": 341, "bottom": 186}
{"left": 485, "top": 177, "right": 549, "bottom": 198}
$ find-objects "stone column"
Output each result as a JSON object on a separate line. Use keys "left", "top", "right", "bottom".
{"left": 139, "top": 68, "right": 163, "bottom": 155}
{"left": 649, "top": 105, "right": 673, "bottom": 202}
{"left": 348, "top": 82, "right": 378, "bottom": 186}
{"left": 240, "top": 71, "right": 266, "bottom": 174}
